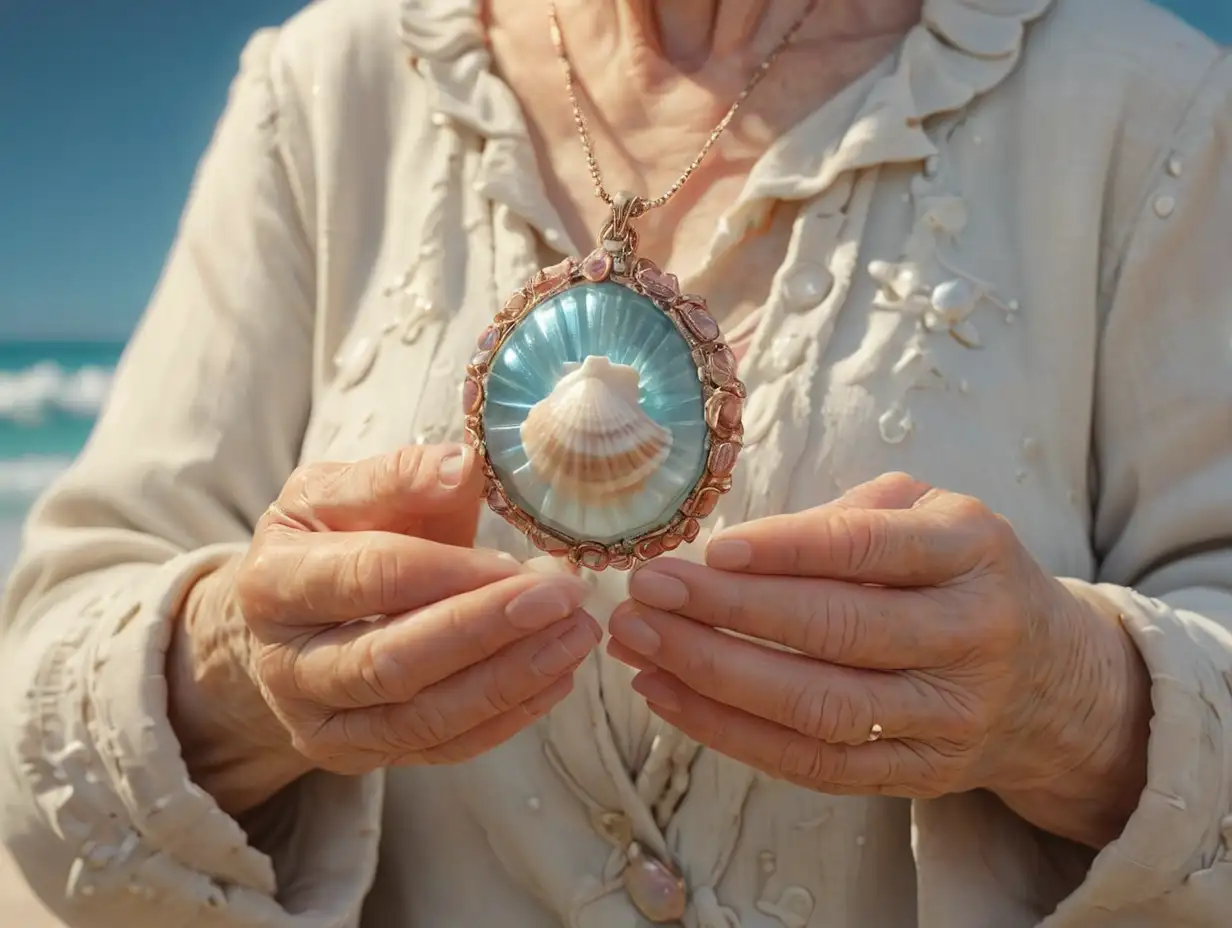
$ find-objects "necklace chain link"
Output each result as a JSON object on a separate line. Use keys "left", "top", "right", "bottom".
{"left": 549, "top": 0, "right": 821, "bottom": 223}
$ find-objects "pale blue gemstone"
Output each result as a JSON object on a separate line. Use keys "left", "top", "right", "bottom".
{"left": 484, "top": 281, "right": 707, "bottom": 544}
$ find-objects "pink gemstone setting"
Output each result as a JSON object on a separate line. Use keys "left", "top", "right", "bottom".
{"left": 464, "top": 250, "right": 745, "bottom": 571}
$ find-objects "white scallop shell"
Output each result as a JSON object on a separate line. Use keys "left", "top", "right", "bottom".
{"left": 520, "top": 355, "right": 672, "bottom": 501}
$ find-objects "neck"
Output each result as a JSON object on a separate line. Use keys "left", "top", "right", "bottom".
{"left": 550, "top": 0, "right": 923, "bottom": 73}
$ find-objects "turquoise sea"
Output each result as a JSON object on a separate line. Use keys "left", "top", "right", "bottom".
{"left": 0, "top": 340, "right": 123, "bottom": 579}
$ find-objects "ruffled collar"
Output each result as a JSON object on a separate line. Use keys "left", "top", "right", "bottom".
{"left": 400, "top": 0, "right": 1057, "bottom": 255}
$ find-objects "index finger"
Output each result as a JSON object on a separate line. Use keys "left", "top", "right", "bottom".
{"left": 286, "top": 571, "right": 595, "bottom": 707}
{"left": 704, "top": 495, "right": 991, "bottom": 586}
{"left": 238, "top": 532, "right": 523, "bottom": 635}
{"left": 270, "top": 444, "right": 485, "bottom": 534}
{"left": 628, "top": 559, "right": 964, "bottom": 669}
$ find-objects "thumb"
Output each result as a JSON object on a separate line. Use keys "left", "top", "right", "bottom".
{"left": 830, "top": 472, "right": 933, "bottom": 512}
{"left": 273, "top": 444, "right": 486, "bottom": 534}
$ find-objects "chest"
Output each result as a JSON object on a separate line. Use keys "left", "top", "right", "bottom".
{"left": 308, "top": 113, "right": 1105, "bottom": 928}
{"left": 303, "top": 135, "right": 1098, "bottom": 580}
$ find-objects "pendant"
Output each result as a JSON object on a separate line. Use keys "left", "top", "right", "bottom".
{"left": 463, "top": 193, "right": 745, "bottom": 570}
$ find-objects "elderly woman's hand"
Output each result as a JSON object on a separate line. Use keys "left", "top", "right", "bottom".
{"left": 608, "top": 473, "right": 1150, "bottom": 848}
{"left": 172, "top": 445, "right": 601, "bottom": 813}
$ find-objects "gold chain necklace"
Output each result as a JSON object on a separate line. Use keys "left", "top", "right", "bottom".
{"left": 463, "top": 2, "right": 817, "bottom": 573}
{"left": 551, "top": 0, "right": 820, "bottom": 259}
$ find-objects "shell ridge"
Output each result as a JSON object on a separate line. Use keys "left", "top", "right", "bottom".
{"left": 483, "top": 280, "right": 714, "bottom": 547}
{"left": 520, "top": 355, "right": 674, "bottom": 503}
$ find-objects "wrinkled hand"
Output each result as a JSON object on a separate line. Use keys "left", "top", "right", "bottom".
{"left": 185, "top": 445, "right": 600, "bottom": 785}
{"left": 608, "top": 473, "right": 1145, "bottom": 829}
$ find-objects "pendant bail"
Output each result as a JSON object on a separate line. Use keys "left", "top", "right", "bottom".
{"left": 601, "top": 191, "right": 645, "bottom": 273}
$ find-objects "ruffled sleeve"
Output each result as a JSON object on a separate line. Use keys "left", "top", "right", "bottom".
{"left": 0, "top": 27, "right": 381, "bottom": 928}
{"left": 1044, "top": 49, "right": 1232, "bottom": 924}
{"left": 914, "top": 48, "right": 1232, "bottom": 928}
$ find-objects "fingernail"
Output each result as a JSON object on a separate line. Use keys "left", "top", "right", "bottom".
{"left": 506, "top": 579, "right": 588, "bottom": 630}
{"left": 437, "top": 447, "right": 469, "bottom": 487}
{"left": 706, "top": 538, "right": 752, "bottom": 570}
{"left": 609, "top": 607, "right": 661, "bottom": 657}
{"left": 629, "top": 568, "right": 688, "bottom": 610}
{"left": 532, "top": 617, "right": 600, "bottom": 675}
{"left": 632, "top": 672, "right": 681, "bottom": 712}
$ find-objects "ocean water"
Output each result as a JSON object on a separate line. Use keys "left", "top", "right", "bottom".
{"left": 0, "top": 341, "right": 121, "bottom": 583}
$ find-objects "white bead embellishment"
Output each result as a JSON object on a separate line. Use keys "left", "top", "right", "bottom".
{"left": 622, "top": 842, "right": 687, "bottom": 924}
{"left": 756, "top": 886, "right": 815, "bottom": 928}
{"left": 781, "top": 264, "right": 834, "bottom": 310}
{"left": 335, "top": 336, "right": 379, "bottom": 390}
{"left": 401, "top": 296, "right": 439, "bottom": 345}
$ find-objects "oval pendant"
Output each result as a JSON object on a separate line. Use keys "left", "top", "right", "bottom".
{"left": 463, "top": 250, "right": 745, "bottom": 570}
{"left": 622, "top": 842, "right": 688, "bottom": 924}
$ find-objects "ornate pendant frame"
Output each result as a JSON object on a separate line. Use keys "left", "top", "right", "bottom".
{"left": 462, "top": 248, "right": 746, "bottom": 571}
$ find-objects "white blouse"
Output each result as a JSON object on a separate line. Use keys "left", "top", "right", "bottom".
{"left": 2, "top": 0, "right": 1231, "bottom": 925}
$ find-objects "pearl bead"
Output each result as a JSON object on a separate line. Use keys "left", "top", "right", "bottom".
{"left": 781, "top": 264, "right": 834, "bottom": 310}
{"left": 930, "top": 278, "right": 979, "bottom": 322}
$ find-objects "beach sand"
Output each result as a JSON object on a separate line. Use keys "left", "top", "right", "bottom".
{"left": 0, "top": 849, "right": 61, "bottom": 925}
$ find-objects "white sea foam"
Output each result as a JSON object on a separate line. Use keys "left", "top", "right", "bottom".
{"left": 0, "top": 362, "right": 114, "bottom": 423}
{"left": 0, "top": 455, "right": 72, "bottom": 503}
{"left": 0, "top": 456, "right": 73, "bottom": 584}
{"left": 0, "top": 518, "right": 23, "bottom": 585}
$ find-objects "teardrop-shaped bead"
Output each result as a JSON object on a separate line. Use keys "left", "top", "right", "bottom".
{"left": 622, "top": 844, "right": 687, "bottom": 924}
{"left": 335, "top": 336, "right": 379, "bottom": 390}
{"left": 581, "top": 248, "right": 614, "bottom": 282}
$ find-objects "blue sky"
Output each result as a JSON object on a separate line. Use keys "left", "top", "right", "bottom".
{"left": 0, "top": 1, "right": 1228, "bottom": 342}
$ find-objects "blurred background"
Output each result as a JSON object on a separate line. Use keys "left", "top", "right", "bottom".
{"left": 0, "top": 0, "right": 1230, "bottom": 583}
{"left": 0, "top": 1, "right": 1228, "bottom": 923}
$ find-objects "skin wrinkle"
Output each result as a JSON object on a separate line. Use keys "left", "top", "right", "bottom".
{"left": 615, "top": 474, "right": 1151, "bottom": 848}
{"left": 136, "top": 7, "right": 1190, "bottom": 909}
{"left": 489, "top": 0, "right": 921, "bottom": 278}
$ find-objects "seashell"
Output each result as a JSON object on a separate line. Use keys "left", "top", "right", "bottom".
{"left": 483, "top": 281, "right": 709, "bottom": 545}
{"left": 520, "top": 355, "right": 673, "bottom": 500}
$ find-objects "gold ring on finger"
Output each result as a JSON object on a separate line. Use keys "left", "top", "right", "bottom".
{"left": 866, "top": 722, "right": 884, "bottom": 743}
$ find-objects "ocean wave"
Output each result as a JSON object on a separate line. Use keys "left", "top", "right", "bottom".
{"left": 0, "top": 456, "right": 74, "bottom": 582}
{"left": 0, "top": 455, "right": 72, "bottom": 505}
{"left": 0, "top": 361, "right": 114, "bottom": 424}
